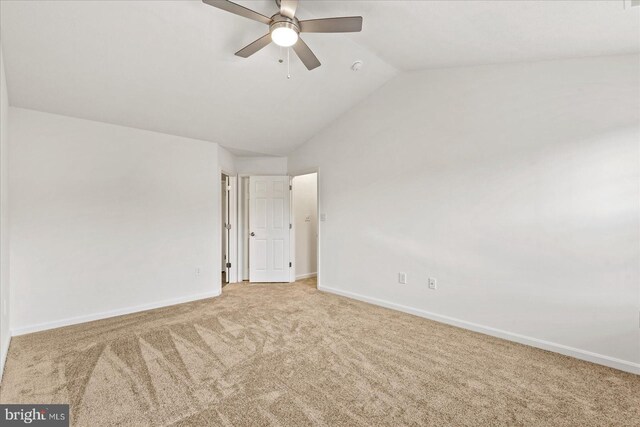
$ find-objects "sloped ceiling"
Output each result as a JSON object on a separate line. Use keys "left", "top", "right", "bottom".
{"left": 308, "top": 0, "right": 640, "bottom": 71}
{"left": 0, "top": 0, "right": 397, "bottom": 156}
{"left": 1, "top": 1, "right": 638, "bottom": 155}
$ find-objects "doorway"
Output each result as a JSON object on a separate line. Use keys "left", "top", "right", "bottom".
{"left": 291, "top": 173, "right": 318, "bottom": 283}
{"left": 221, "top": 173, "right": 230, "bottom": 286}
{"left": 237, "top": 173, "right": 320, "bottom": 285}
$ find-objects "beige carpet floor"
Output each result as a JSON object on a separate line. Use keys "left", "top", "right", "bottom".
{"left": 1, "top": 278, "right": 638, "bottom": 426}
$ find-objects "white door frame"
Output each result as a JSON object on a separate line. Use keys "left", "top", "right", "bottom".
{"left": 237, "top": 174, "right": 253, "bottom": 281}
{"left": 223, "top": 174, "right": 229, "bottom": 282}
{"left": 289, "top": 168, "right": 321, "bottom": 287}
{"left": 237, "top": 175, "right": 250, "bottom": 281}
{"left": 220, "top": 170, "right": 237, "bottom": 286}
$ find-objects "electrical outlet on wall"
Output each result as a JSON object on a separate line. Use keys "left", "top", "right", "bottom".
{"left": 398, "top": 272, "right": 407, "bottom": 284}
{"left": 428, "top": 277, "right": 437, "bottom": 290}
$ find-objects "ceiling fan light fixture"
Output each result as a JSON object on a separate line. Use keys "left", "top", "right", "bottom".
{"left": 271, "top": 23, "right": 299, "bottom": 47}
{"left": 202, "top": 0, "right": 364, "bottom": 70}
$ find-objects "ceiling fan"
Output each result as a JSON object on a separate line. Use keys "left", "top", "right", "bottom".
{"left": 202, "top": 0, "right": 363, "bottom": 71}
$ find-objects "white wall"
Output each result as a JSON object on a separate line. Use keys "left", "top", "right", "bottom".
{"left": 235, "top": 156, "right": 287, "bottom": 175}
{"left": 0, "top": 44, "right": 11, "bottom": 377}
{"left": 217, "top": 145, "right": 236, "bottom": 176}
{"left": 9, "top": 108, "right": 221, "bottom": 334}
{"left": 288, "top": 54, "right": 640, "bottom": 373}
{"left": 293, "top": 173, "right": 317, "bottom": 279}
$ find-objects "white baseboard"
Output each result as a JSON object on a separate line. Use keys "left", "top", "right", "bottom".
{"left": 11, "top": 289, "right": 221, "bottom": 337}
{"left": 296, "top": 272, "right": 317, "bottom": 280}
{"left": 319, "top": 285, "right": 640, "bottom": 375}
{"left": 0, "top": 333, "right": 11, "bottom": 381}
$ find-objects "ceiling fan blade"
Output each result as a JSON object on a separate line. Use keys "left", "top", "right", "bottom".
{"left": 202, "top": 0, "right": 271, "bottom": 25}
{"left": 300, "top": 16, "right": 363, "bottom": 33}
{"left": 279, "top": 0, "right": 298, "bottom": 19}
{"left": 292, "top": 38, "right": 321, "bottom": 70}
{"left": 235, "top": 34, "right": 272, "bottom": 58}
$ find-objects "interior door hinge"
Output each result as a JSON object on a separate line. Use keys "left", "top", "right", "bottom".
{"left": 226, "top": 262, "right": 231, "bottom": 268}
{"left": 289, "top": 184, "right": 292, "bottom": 190}
{"left": 289, "top": 223, "right": 292, "bottom": 229}
{"left": 289, "top": 262, "right": 292, "bottom": 268}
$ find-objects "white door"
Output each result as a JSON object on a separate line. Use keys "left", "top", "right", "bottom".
{"left": 249, "top": 176, "right": 290, "bottom": 282}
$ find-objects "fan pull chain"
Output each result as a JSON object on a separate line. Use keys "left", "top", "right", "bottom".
{"left": 287, "top": 47, "right": 291, "bottom": 80}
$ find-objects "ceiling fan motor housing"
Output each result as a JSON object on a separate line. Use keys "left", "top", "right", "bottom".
{"left": 202, "top": 0, "right": 364, "bottom": 70}
{"left": 270, "top": 14, "right": 300, "bottom": 36}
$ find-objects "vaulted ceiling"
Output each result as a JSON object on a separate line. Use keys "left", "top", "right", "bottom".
{"left": 309, "top": 0, "right": 640, "bottom": 71}
{"left": 1, "top": 1, "right": 638, "bottom": 155}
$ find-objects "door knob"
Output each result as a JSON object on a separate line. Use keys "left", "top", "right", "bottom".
{"left": 250, "top": 232, "right": 255, "bottom": 237}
